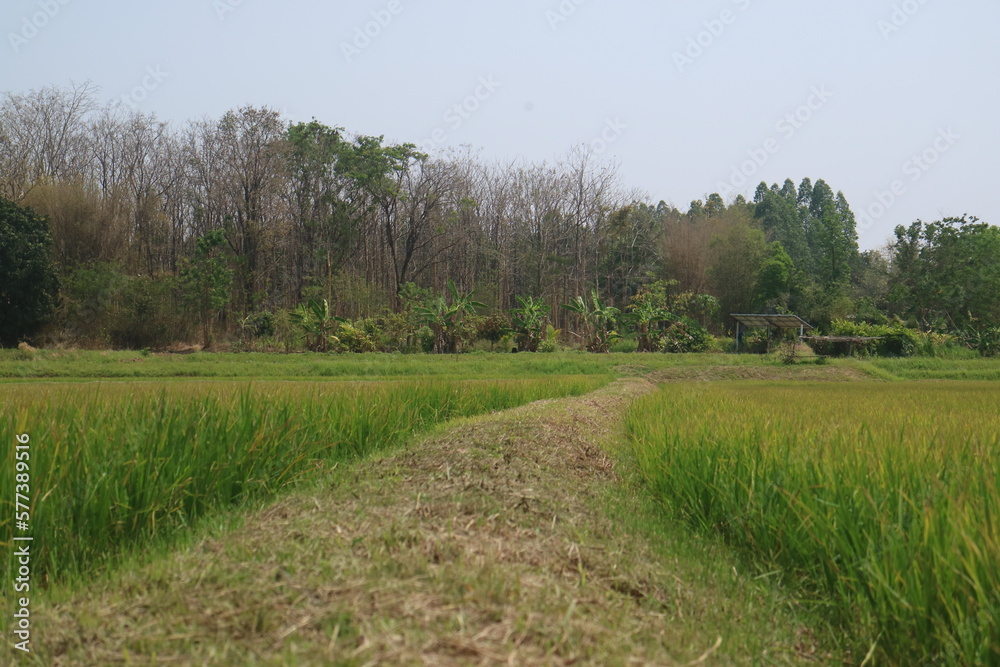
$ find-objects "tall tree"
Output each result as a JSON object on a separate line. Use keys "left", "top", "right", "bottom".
{"left": 215, "top": 106, "right": 287, "bottom": 311}
{"left": 708, "top": 214, "right": 768, "bottom": 320}
{"left": 888, "top": 216, "right": 1000, "bottom": 329}
{"left": 283, "top": 120, "right": 358, "bottom": 303}
{"left": 0, "top": 197, "right": 59, "bottom": 345}
{"left": 177, "top": 229, "right": 233, "bottom": 348}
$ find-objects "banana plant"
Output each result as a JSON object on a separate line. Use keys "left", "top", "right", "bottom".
{"left": 414, "top": 280, "right": 485, "bottom": 353}
{"left": 290, "top": 298, "right": 344, "bottom": 352}
{"left": 509, "top": 295, "right": 550, "bottom": 352}
{"left": 562, "top": 290, "right": 621, "bottom": 353}
{"left": 626, "top": 292, "right": 673, "bottom": 352}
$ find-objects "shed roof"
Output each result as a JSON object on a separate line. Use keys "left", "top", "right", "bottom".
{"left": 731, "top": 314, "right": 813, "bottom": 330}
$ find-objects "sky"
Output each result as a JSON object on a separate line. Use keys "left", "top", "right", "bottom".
{"left": 2, "top": 0, "right": 998, "bottom": 250}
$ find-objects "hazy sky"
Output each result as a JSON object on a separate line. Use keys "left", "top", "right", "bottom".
{"left": 3, "top": 0, "right": 997, "bottom": 249}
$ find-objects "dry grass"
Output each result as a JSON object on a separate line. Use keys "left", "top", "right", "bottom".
{"left": 32, "top": 378, "right": 841, "bottom": 665}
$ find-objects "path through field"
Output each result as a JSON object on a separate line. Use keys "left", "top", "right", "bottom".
{"left": 35, "top": 377, "right": 836, "bottom": 665}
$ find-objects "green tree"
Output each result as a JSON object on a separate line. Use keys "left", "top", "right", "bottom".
{"left": 807, "top": 181, "right": 858, "bottom": 288}
{"left": 0, "top": 197, "right": 59, "bottom": 346}
{"left": 178, "top": 230, "right": 233, "bottom": 348}
{"left": 284, "top": 120, "right": 359, "bottom": 302}
{"left": 709, "top": 221, "right": 767, "bottom": 319}
{"left": 888, "top": 216, "right": 1000, "bottom": 330}
{"left": 752, "top": 183, "right": 810, "bottom": 273}
{"left": 754, "top": 241, "right": 794, "bottom": 310}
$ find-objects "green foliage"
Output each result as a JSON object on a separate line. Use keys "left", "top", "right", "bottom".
{"left": 709, "top": 220, "right": 768, "bottom": 317}
{"left": 367, "top": 311, "right": 422, "bottom": 353}
{"left": 476, "top": 314, "right": 509, "bottom": 351}
{"left": 625, "top": 283, "right": 717, "bottom": 354}
{"left": 739, "top": 330, "right": 770, "bottom": 355}
{"left": 666, "top": 289, "right": 720, "bottom": 327}
{"left": 963, "top": 324, "right": 1000, "bottom": 358}
{"left": 754, "top": 241, "right": 793, "bottom": 309}
{"left": 291, "top": 298, "right": 344, "bottom": 352}
{"left": 0, "top": 377, "right": 605, "bottom": 586}
{"left": 240, "top": 311, "right": 276, "bottom": 339}
{"left": 627, "top": 383, "right": 1000, "bottom": 664}
{"left": 56, "top": 263, "right": 185, "bottom": 349}
{"left": 751, "top": 178, "right": 861, "bottom": 323}
{"left": 658, "top": 318, "right": 714, "bottom": 353}
{"left": 177, "top": 230, "right": 233, "bottom": 348}
{"left": 825, "top": 319, "right": 918, "bottom": 357}
{"left": 889, "top": 216, "right": 1000, "bottom": 331}
{"left": 509, "top": 295, "right": 550, "bottom": 352}
{"left": 413, "top": 280, "right": 486, "bottom": 354}
{"left": 109, "top": 275, "right": 184, "bottom": 350}
{"left": 271, "top": 309, "right": 301, "bottom": 353}
{"left": 538, "top": 326, "right": 561, "bottom": 353}
{"left": 57, "top": 262, "right": 126, "bottom": 344}
{"left": 0, "top": 197, "right": 59, "bottom": 346}
{"left": 625, "top": 289, "right": 672, "bottom": 352}
{"left": 335, "top": 321, "right": 378, "bottom": 353}
{"left": 562, "top": 290, "right": 621, "bottom": 353}
{"left": 607, "top": 338, "right": 637, "bottom": 353}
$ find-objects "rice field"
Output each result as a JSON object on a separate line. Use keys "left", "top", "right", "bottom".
{"left": 0, "top": 376, "right": 606, "bottom": 587}
{"left": 625, "top": 382, "right": 1000, "bottom": 664}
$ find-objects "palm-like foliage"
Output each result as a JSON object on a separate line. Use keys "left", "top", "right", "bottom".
{"left": 562, "top": 290, "right": 621, "bottom": 353}
{"left": 290, "top": 298, "right": 344, "bottom": 352}
{"left": 626, "top": 293, "right": 673, "bottom": 352}
{"left": 414, "top": 280, "right": 485, "bottom": 353}
{"left": 509, "top": 295, "right": 550, "bottom": 352}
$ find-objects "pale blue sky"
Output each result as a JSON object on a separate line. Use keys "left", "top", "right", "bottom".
{"left": 3, "top": 0, "right": 998, "bottom": 249}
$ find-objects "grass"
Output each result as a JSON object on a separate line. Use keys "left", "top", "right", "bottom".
{"left": 625, "top": 381, "right": 1000, "bottom": 665}
{"left": 5, "top": 347, "right": 1000, "bottom": 383}
{"left": 860, "top": 356, "right": 1000, "bottom": 381}
{"left": 0, "top": 348, "right": 788, "bottom": 381}
{"left": 6, "top": 351, "right": 1000, "bottom": 662}
{"left": 0, "top": 376, "right": 606, "bottom": 591}
{"left": 28, "top": 379, "right": 847, "bottom": 665}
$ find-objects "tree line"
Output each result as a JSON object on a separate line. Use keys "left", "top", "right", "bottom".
{"left": 1, "top": 83, "right": 997, "bottom": 355}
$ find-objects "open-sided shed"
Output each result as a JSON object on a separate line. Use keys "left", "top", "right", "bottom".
{"left": 731, "top": 313, "right": 813, "bottom": 353}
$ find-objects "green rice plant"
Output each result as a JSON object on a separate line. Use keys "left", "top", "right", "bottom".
{"left": 0, "top": 376, "right": 604, "bottom": 588}
{"left": 625, "top": 382, "right": 1000, "bottom": 664}
{"left": 0, "top": 349, "right": 790, "bottom": 382}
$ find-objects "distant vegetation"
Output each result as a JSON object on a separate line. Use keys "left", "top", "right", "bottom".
{"left": 2, "top": 83, "right": 998, "bottom": 356}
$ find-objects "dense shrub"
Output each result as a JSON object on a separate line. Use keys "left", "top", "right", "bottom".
{"left": 964, "top": 326, "right": 1000, "bottom": 357}
{"left": 336, "top": 321, "right": 379, "bottom": 353}
{"left": 823, "top": 319, "right": 919, "bottom": 357}
{"left": 241, "top": 311, "right": 276, "bottom": 339}
{"left": 739, "top": 331, "right": 770, "bottom": 354}
{"left": 58, "top": 264, "right": 186, "bottom": 349}
{"left": 658, "top": 318, "right": 714, "bottom": 353}
{"left": 477, "top": 314, "right": 509, "bottom": 351}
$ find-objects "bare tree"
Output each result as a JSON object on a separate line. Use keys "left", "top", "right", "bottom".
{"left": 0, "top": 81, "right": 98, "bottom": 200}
